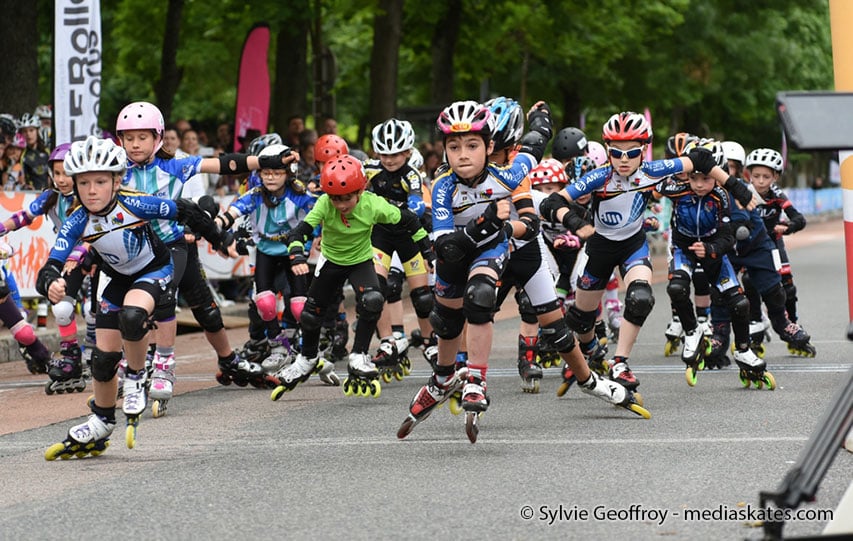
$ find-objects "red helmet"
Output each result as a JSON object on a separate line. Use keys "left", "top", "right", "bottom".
{"left": 321, "top": 155, "right": 366, "bottom": 195}
{"left": 602, "top": 112, "right": 652, "bottom": 143}
{"left": 314, "top": 134, "right": 349, "bottom": 164}
{"left": 529, "top": 158, "right": 568, "bottom": 186}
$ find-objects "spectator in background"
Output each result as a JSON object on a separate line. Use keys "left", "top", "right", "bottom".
{"left": 423, "top": 149, "right": 441, "bottom": 180}
{"left": 318, "top": 115, "right": 338, "bottom": 136}
{"left": 297, "top": 130, "right": 320, "bottom": 185}
{"left": 162, "top": 124, "right": 186, "bottom": 157}
{"left": 286, "top": 115, "right": 305, "bottom": 147}
{"left": 18, "top": 114, "right": 50, "bottom": 190}
{"left": 2, "top": 134, "right": 25, "bottom": 190}
{"left": 175, "top": 118, "right": 193, "bottom": 136}
{"left": 216, "top": 122, "right": 234, "bottom": 153}
{"left": 811, "top": 175, "right": 826, "bottom": 190}
{"left": 181, "top": 129, "right": 213, "bottom": 194}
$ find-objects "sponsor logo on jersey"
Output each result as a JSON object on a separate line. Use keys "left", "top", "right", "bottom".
{"left": 599, "top": 210, "right": 622, "bottom": 226}
{"left": 434, "top": 207, "right": 451, "bottom": 221}
{"left": 54, "top": 238, "right": 68, "bottom": 252}
{"left": 160, "top": 202, "right": 170, "bottom": 216}
{"left": 112, "top": 212, "right": 124, "bottom": 225}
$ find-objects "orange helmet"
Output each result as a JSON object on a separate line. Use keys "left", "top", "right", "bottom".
{"left": 314, "top": 134, "right": 349, "bottom": 164}
{"left": 321, "top": 155, "right": 366, "bottom": 195}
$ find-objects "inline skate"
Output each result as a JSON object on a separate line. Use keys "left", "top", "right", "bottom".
{"left": 342, "top": 352, "right": 381, "bottom": 398}
{"left": 734, "top": 347, "right": 776, "bottom": 390}
{"left": 372, "top": 338, "right": 404, "bottom": 384}
{"left": 410, "top": 329, "right": 438, "bottom": 369}
{"left": 263, "top": 332, "right": 294, "bottom": 375}
{"left": 45, "top": 412, "right": 115, "bottom": 460}
{"left": 581, "top": 338, "right": 609, "bottom": 376}
{"left": 604, "top": 298, "right": 622, "bottom": 342}
{"left": 704, "top": 321, "right": 731, "bottom": 370}
{"left": 397, "top": 367, "right": 469, "bottom": 439}
{"left": 20, "top": 341, "right": 50, "bottom": 375}
{"left": 517, "top": 335, "right": 543, "bottom": 394}
{"left": 578, "top": 372, "right": 650, "bottom": 419}
{"left": 681, "top": 326, "right": 709, "bottom": 387}
{"left": 780, "top": 322, "right": 816, "bottom": 357}
{"left": 122, "top": 368, "right": 147, "bottom": 449}
{"left": 555, "top": 361, "right": 577, "bottom": 397}
{"left": 269, "top": 353, "right": 321, "bottom": 400}
{"left": 45, "top": 342, "right": 87, "bottom": 395}
{"left": 149, "top": 352, "right": 175, "bottom": 418}
{"left": 216, "top": 351, "right": 269, "bottom": 388}
{"left": 608, "top": 356, "right": 639, "bottom": 390}
{"left": 392, "top": 331, "right": 413, "bottom": 378}
{"left": 747, "top": 319, "right": 769, "bottom": 358}
{"left": 663, "top": 315, "right": 683, "bottom": 357}
{"left": 461, "top": 375, "right": 489, "bottom": 444}
{"left": 238, "top": 337, "right": 273, "bottom": 374}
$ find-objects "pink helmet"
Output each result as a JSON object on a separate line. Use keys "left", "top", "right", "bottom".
{"left": 602, "top": 111, "right": 652, "bottom": 143}
{"left": 116, "top": 101, "right": 165, "bottom": 151}
{"left": 10, "top": 133, "right": 26, "bottom": 148}
{"left": 585, "top": 141, "right": 607, "bottom": 166}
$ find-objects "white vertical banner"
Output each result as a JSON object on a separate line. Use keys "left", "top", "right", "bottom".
{"left": 53, "top": 0, "right": 102, "bottom": 145}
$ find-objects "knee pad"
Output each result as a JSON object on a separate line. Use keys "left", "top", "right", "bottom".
{"left": 539, "top": 318, "right": 576, "bottom": 353}
{"left": 153, "top": 284, "right": 177, "bottom": 321}
{"left": 289, "top": 295, "right": 307, "bottom": 322}
{"left": 91, "top": 347, "right": 123, "bottom": 382}
{"left": 409, "top": 286, "right": 434, "bottom": 320}
{"left": 118, "top": 306, "right": 152, "bottom": 342}
{"left": 52, "top": 297, "right": 77, "bottom": 327}
{"left": 564, "top": 305, "right": 597, "bottom": 335}
{"left": 515, "top": 289, "right": 538, "bottom": 325}
{"left": 623, "top": 280, "right": 655, "bottom": 326}
{"left": 11, "top": 320, "right": 36, "bottom": 346}
{"left": 192, "top": 303, "right": 225, "bottom": 333}
{"left": 386, "top": 269, "right": 405, "bottom": 303}
{"left": 726, "top": 291, "right": 750, "bottom": 321}
{"left": 463, "top": 275, "right": 497, "bottom": 325}
{"left": 666, "top": 274, "right": 691, "bottom": 304}
{"left": 254, "top": 290, "right": 278, "bottom": 321}
{"left": 429, "top": 302, "right": 465, "bottom": 339}
{"left": 761, "top": 282, "right": 787, "bottom": 312}
{"left": 357, "top": 287, "right": 385, "bottom": 322}
{"left": 300, "top": 298, "right": 324, "bottom": 331}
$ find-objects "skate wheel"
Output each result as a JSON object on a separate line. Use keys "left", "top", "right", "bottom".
{"left": 125, "top": 425, "right": 136, "bottom": 449}
{"left": 44, "top": 381, "right": 55, "bottom": 395}
{"left": 685, "top": 366, "right": 698, "bottom": 387}
{"left": 342, "top": 378, "right": 353, "bottom": 396}
{"left": 152, "top": 400, "right": 166, "bottom": 418}
{"left": 394, "top": 366, "right": 405, "bottom": 381}
{"left": 369, "top": 380, "right": 381, "bottom": 398}
{"left": 556, "top": 380, "right": 571, "bottom": 397}
{"left": 359, "top": 380, "right": 370, "bottom": 396}
{"left": 763, "top": 372, "right": 777, "bottom": 390}
{"left": 45, "top": 442, "right": 67, "bottom": 461}
{"left": 448, "top": 395, "right": 463, "bottom": 416}
{"left": 755, "top": 344, "right": 766, "bottom": 359}
{"left": 397, "top": 418, "right": 415, "bottom": 440}
{"left": 631, "top": 391, "right": 644, "bottom": 407}
{"left": 215, "top": 372, "right": 231, "bottom": 386}
{"left": 270, "top": 386, "right": 287, "bottom": 401}
{"left": 381, "top": 371, "right": 392, "bottom": 384}
{"left": 627, "top": 403, "right": 651, "bottom": 419}
{"left": 738, "top": 370, "right": 750, "bottom": 388}
{"left": 663, "top": 341, "right": 674, "bottom": 357}
{"left": 465, "top": 412, "right": 479, "bottom": 444}
{"left": 86, "top": 395, "right": 95, "bottom": 409}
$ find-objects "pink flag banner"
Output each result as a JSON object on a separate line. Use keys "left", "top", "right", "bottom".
{"left": 233, "top": 23, "right": 271, "bottom": 152}
{"left": 643, "top": 108, "right": 654, "bottom": 161}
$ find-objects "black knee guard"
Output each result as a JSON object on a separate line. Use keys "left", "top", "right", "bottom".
{"left": 386, "top": 268, "right": 405, "bottom": 303}
{"left": 300, "top": 298, "right": 324, "bottom": 332}
{"left": 539, "top": 318, "right": 576, "bottom": 353}
{"left": 515, "top": 289, "right": 538, "bottom": 325}
{"left": 91, "top": 348, "right": 123, "bottom": 382}
{"left": 356, "top": 287, "right": 385, "bottom": 323}
{"left": 624, "top": 280, "right": 655, "bottom": 326}
{"left": 725, "top": 290, "right": 750, "bottom": 322}
{"left": 118, "top": 306, "right": 152, "bottom": 342}
{"left": 666, "top": 273, "right": 691, "bottom": 305}
{"left": 782, "top": 276, "right": 797, "bottom": 304}
{"left": 409, "top": 286, "right": 433, "bottom": 319}
{"left": 463, "top": 274, "right": 497, "bottom": 325}
{"left": 761, "top": 282, "right": 787, "bottom": 312}
{"left": 429, "top": 302, "right": 465, "bottom": 339}
{"left": 192, "top": 302, "right": 225, "bottom": 333}
{"left": 153, "top": 284, "right": 177, "bottom": 321}
{"left": 564, "top": 305, "right": 597, "bottom": 335}
{"left": 692, "top": 268, "right": 711, "bottom": 296}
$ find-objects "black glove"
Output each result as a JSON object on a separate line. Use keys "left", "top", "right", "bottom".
{"left": 464, "top": 201, "right": 504, "bottom": 244}
{"left": 724, "top": 176, "right": 754, "bottom": 208}
{"left": 258, "top": 146, "right": 293, "bottom": 170}
{"left": 288, "top": 244, "right": 308, "bottom": 266}
{"left": 176, "top": 198, "right": 225, "bottom": 250}
{"left": 36, "top": 260, "right": 63, "bottom": 298}
{"left": 416, "top": 236, "right": 434, "bottom": 266}
{"left": 285, "top": 221, "right": 314, "bottom": 247}
{"left": 527, "top": 102, "right": 553, "bottom": 140}
{"left": 687, "top": 147, "right": 716, "bottom": 175}
{"left": 196, "top": 195, "right": 219, "bottom": 218}
{"left": 539, "top": 192, "right": 569, "bottom": 223}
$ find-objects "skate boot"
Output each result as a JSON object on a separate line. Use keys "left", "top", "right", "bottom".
{"left": 580, "top": 338, "right": 609, "bottom": 376}
{"left": 781, "top": 322, "right": 816, "bottom": 357}
{"left": 604, "top": 298, "right": 622, "bottom": 342}
{"left": 393, "top": 331, "right": 413, "bottom": 378}
{"left": 734, "top": 347, "right": 776, "bottom": 390}
{"left": 149, "top": 352, "right": 176, "bottom": 418}
{"left": 747, "top": 319, "right": 769, "bottom": 358}
{"left": 262, "top": 333, "right": 292, "bottom": 375}
{"left": 20, "top": 341, "right": 50, "bottom": 375}
{"left": 315, "top": 358, "right": 340, "bottom": 386}
{"left": 556, "top": 361, "right": 577, "bottom": 397}
{"left": 517, "top": 335, "right": 543, "bottom": 394}
{"left": 45, "top": 413, "right": 115, "bottom": 460}
{"left": 697, "top": 315, "right": 713, "bottom": 337}
{"left": 594, "top": 319, "right": 609, "bottom": 346}
{"left": 270, "top": 353, "right": 322, "bottom": 400}
{"left": 342, "top": 352, "right": 381, "bottom": 398}
{"left": 609, "top": 356, "right": 639, "bottom": 390}
{"left": 681, "top": 326, "right": 708, "bottom": 387}
{"left": 578, "top": 371, "right": 650, "bottom": 418}
{"left": 372, "top": 339, "right": 401, "bottom": 384}
{"left": 397, "top": 367, "right": 470, "bottom": 439}
{"left": 704, "top": 322, "right": 731, "bottom": 370}
{"left": 462, "top": 375, "right": 489, "bottom": 444}
{"left": 663, "top": 316, "right": 683, "bottom": 357}
{"left": 239, "top": 338, "right": 274, "bottom": 374}
{"left": 122, "top": 368, "right": 148, "bottom": 449}
{"left": 217, "top": 351, "right": 269, "bottom": 388}
{"left": 424, "top": 335, "right": 439, "bottom": 371}
{"left": 45, "top": 343, "right": 87, "bottom": 395}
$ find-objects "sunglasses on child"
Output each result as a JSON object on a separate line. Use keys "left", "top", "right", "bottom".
{"left": 608, "top": 146, "right": 644, "bottom": 160}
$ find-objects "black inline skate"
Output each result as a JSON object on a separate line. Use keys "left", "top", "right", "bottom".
{"left": 373, "top": 338, "right": 404, "bottom": 384}
{"left": 517, "top": 335, "right": 543, "bottom": 394}
{"left": 45, "top": 343, "right": 87, "bottom": 395}
{"left": 580, "top": 338, "right": 609, "bottom": 376}
{"left": 20, "top": 341, "right": 50, "bottom": 375}
{"left": 216, "top": 351, "right": 270, "bottom": 389}
{"left": 704, "top": 321, "right": 732, "bottom": 370}
{"left": 556, "top": 361, "right": 577, "bottom": 397}
{"left": 410, "top": 329, "right": 439, "bottom": 370}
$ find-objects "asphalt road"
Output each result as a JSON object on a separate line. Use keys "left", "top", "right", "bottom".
{"left": 1, "top": 221, "right": 851, "bottom": 540}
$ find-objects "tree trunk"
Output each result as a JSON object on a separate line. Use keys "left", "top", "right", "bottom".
{"left": 560, "top": 84, "right": 582, "bottom": 130}
{"left": 154, "top": 0, "right": 184, "bottom": 122}
{"left": 429, "top": 0, "right": 461, "bottom": 107}
{"left": 0, "top": 1, "right": 39, "bottom": 115}
{"left": 271, "top": 0, "right": 310, "bottom": 134}
{"left": 367, "top": 0, "right": 403, "bottom": 127}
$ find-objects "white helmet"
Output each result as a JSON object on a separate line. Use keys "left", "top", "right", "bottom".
{"left": 372, "top": 118, "right": 415, "bottom": 154}
{"left": 436, "top": 100, "right": 492, "bottom": 139}
{"left": 408, "top": 147, "right": 424, "bottom": 170}
{"left": 721, "top": 141, "right": 746, "bottom": 164}
{"left": 17, "top": 113, "right": 40, "bottom": 130}
{"left": 64, "top": 136, "right": 127, "bottom": 176}
{"left": 745, "top": 148, "right": 783, "bottom": 173}
{"left": 257, "top": 143, "right": 289, "bottom": 158}
{"left": 684, "top": 138, "right": 726, "bottom": 169}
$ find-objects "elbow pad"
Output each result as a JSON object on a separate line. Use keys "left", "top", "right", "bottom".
{"left": 518, "top": 213, "right": 540, "bottom": 241}
{"left": 518, "top": 132, "right": 548, "bottom": 162}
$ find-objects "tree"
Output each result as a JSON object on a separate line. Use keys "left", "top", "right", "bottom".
{"left": 271, "top": 0, "right": 310, "bottom": 133}
{"left": 366, "top": 0, "right": 404, "bottom": 139}
{"left": 154, "top": 0, "right": 185, "bottom": 122}
{"left": 0, "top": 0, "right": 39, "bottom": 115}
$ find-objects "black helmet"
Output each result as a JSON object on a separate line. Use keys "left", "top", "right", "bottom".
{"left": 551, "top": 127, "right": 588, "bottom": 161}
